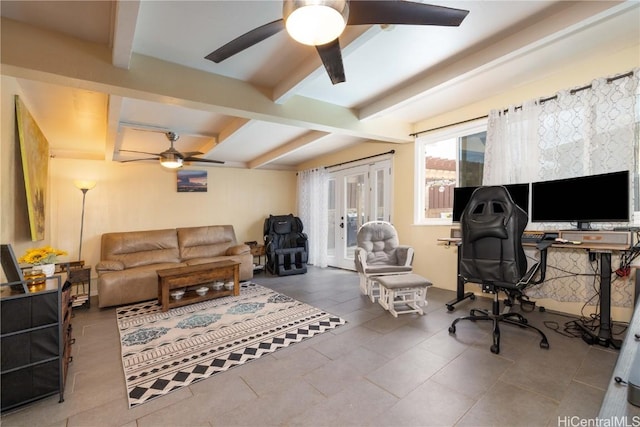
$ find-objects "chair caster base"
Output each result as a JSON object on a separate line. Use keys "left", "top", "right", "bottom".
{"left": 540, "top": 340, "right": 550, "bottom": 349}
{"left": 490, "top": 344, "right": 500, "bottom": 354}
{"left": 448, "top": 325, "right": 456, "bottom": 334}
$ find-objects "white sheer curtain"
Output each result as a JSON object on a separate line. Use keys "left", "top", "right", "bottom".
{"left": 484, "top": 100, "right": 541, "bottom": 185}
{"left": 536, "top": 73, "right": 638, "bottom": 186}
{"left": 486, "top": 69, "right": 639, "bottom": 194}
{"left": 297, "top": 168, "right": 329, "bottom": 267}
{"left": 484, "top": 69, "right": 639, "bottom": 307}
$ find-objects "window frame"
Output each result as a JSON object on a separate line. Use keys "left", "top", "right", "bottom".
{"left": 414, "top": 119, "right": 488, "bottom": 225}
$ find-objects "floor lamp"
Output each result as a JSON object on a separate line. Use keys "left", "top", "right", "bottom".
{"left": 74, "top": 180, "right": 96, "bottom": 262}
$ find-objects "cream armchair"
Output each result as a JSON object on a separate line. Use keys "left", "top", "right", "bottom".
{"left": 354, "top": 221, "right": 414, "bottom": 302}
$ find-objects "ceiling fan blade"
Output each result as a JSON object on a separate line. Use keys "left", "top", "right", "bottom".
{"left": 348, "top": 1, "right": 469, "bottom": 27}
{"left": 119, "top": 149, "right": 162, "bottom": 156}
{"left": 316, "top": 39, "right": 345, "bottom": 85}
{"left": 119, "top": 157, "right": 160, "bottom": 163}
{"left": 180, "top": 151, "right": 204, "bottom": 157}
{"left": 183, "top": 157, "right": 225, "bottom": 165}
{"left": 205, "top": 19, "right": 285, "bottom": 63}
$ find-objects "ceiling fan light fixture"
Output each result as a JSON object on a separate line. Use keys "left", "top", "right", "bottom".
{"left": 284, "top": 0, "right": 348, "bottom": 46}
{"left": 160, "top": 154, "right": 183, "bottom": 169}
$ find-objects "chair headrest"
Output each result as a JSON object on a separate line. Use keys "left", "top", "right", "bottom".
{"left": 264, "top": 214, "right": 304, "bottom": 235}
{"left": 273, "top": 220, "right": 292, "bottom": 234}
{"left": 357, "top": 222, "right": 397, "bottom": 244}
{"left": 462, "top": 186, "right": 521, "bottom": 242}
{"left": 467, "top": 216, "right": 508, "bottom": 242}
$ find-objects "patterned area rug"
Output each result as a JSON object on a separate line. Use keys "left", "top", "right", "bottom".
{"left": 116, "top": 282, "right": 346, "bottom": 408}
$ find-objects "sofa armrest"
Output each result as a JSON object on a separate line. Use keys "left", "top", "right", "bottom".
{"left": 226, "top": 244, "right": 250, "bottom": 256}
{"left": 96, "top": 260, "right": 125, "bottom": 273}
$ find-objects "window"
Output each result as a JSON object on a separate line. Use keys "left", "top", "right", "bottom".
{"left": 415, "top": 119, "right": 487, "bottom": 224}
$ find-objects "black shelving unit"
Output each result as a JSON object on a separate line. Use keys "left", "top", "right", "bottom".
{"left": 1, "top": 276, "right": 72, "bottom": 412}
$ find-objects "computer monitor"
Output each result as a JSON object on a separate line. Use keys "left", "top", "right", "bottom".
{"left": 452, "top": 183, "right": 530, "bottom": 222}
{"left": 531, "top": 171, "right": 630, "bottom": 230}
{"left": 1, "top": 244, "right": 23, "bottom": 283}
{"left": 1, "top": 244, "right": 27, "bottom": 293}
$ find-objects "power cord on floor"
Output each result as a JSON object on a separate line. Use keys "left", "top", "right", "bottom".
{"left": 543, "top": 310, "right": 629, "bottom": 340}
{"left": 528, "top": 246, "right": 633, "bottom": 341}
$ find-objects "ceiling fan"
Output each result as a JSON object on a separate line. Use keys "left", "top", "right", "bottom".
{"left": 205, "top": 0, "right": 469, "bottom": 85}
{"left": 119, "top": 131, "right": 224, "bottom": 169}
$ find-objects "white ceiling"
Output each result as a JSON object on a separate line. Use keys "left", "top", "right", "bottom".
{"left": 1, "top": 0, "right": 638, "bottom": 170}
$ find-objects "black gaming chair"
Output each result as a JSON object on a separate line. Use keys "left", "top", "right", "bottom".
{"left": 263, "top": 214, "right": 308, "bottom": 276}
{"left": 448, "top": 186, "right": 551, "bottom": 354}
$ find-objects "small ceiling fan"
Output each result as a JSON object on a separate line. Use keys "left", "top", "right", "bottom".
{"left": 119, "top": 131, "right": 224, "bottom": 169}
{"left": 205, "top": 0, "right": 469, "bottom": 85}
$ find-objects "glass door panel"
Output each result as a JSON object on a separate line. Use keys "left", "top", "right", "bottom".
{"left": 327, "top": 160, "right": 391, "bottom": 270}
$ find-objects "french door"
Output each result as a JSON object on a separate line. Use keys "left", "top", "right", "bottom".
{"left": 327, "top": 160, "right": 392, "bottom": 270}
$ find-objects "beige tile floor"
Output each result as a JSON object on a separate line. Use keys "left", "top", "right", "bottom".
{"left": 0, "top": 267, "right": 624, "bottom": 427}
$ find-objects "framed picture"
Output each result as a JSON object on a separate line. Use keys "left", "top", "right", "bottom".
{"left": 15, "top": 96, "right": 49, "bottom": 241}
{"left": 177, "top": 170, "right": 207, "bottom": 192}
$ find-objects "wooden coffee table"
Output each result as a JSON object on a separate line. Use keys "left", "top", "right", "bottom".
{"left": 157, "top": 260, "right": 240, "bottom": 312}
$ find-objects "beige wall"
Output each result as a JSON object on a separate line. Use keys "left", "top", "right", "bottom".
{"left": 46, "top": 159, "right": 297, "bottom": 274}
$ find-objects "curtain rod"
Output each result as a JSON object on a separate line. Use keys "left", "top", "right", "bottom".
{"left": 536, "top": 70, "right": 634, "bottom": 105}
{"left": 410, "top": 116, "right": 487, "bottom": 137}
{"left": 325, "top": 150, "right": 395, "bottom": 169}
{"left": 410, "top": 69, "right": 635, "bottom": 138}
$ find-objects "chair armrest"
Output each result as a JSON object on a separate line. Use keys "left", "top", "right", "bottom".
{"left": 396, "top": 246, "right": 414, "bottom": 267}
{"left": 297, "top": 233, "right": 309, "bottom": 251}
{"left": 530, "top": 241, "right": 551, "bottom": 285}
{"left": 95, "top": 260, "right": 124, "bottom": 273}
{"left": 354, "top": 247, "right": 368, "bottom": 273}
{"left": 226, "top": 244, "right": 250, "bottom": 256}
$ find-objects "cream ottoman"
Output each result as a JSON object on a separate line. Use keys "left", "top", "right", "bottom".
{"left": 375, "top": 273, "right": 433, "bottom": 317}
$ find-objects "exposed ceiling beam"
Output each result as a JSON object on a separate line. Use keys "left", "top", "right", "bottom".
{"left": 106, "top": 94, "right": 124, "bottom": 161}
{"left": 1, "top": 17, "right": 412, "bottom": 144}
{"left": 111, "top": 0, "right": 140, "bottom": 69}
{"left": 215, "top": 117, "right": 252, "bottom": 147}
{"left": 248, "top": 130, "right": 329, "bottom": 169}
{"left": 359, "top": 0, "right": 629, "bottom": 120}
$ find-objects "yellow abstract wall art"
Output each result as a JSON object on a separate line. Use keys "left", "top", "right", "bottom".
{"left": 16, "top": 95, "right": 48, "bottom": 241}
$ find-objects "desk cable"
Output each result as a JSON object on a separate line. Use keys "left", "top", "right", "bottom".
{"left": 534, "top": 254, "right": 630, "bottom": 339}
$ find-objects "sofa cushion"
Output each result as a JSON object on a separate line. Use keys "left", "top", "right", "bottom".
{"left": 95, "top": 259, "right": 125, "bottom": 272}
{"left": 97, "top": 262, "right": 186, "bottom": 308}
{"left": 226, "top": 244, "right": 250, "bottom": 256}
{"left": 178, "top": 225, "right": 239, "bottom": 260}
{"left": 101, "top": 229, "right": 180, "bottom": 269}
{"left": 184, "top": 256, "right": 236, "bottom": 266}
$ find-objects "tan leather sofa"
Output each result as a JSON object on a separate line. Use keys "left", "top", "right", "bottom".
{"left": 96, "top": 225, "right": 253, "bottom": 308}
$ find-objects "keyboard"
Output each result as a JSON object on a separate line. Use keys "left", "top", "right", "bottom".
{"left": 522, "top": 231, "right": 545, "bottom": 243}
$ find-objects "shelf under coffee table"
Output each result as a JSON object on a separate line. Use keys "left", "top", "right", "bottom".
{"left": 157, "top": 260, "right": 240, "bottom": 312}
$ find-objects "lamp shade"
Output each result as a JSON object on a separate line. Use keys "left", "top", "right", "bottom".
{"left": 283, "top": 0, "right": 349, "bottom": 46}
{"left": 74, "top": 180, "right": 96, "bottom": 191}
{"left": 160, "top": 154, "right": 183, "bottom": 169}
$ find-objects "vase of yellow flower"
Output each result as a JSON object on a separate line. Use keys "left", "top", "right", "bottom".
{"left": 22, "top": 268, "right": 47, "bottom": 291}
{"left": 19, "top": 246, "right": 67, "bottom": 277}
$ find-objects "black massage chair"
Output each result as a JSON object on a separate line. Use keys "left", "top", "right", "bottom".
{"left": 263, "top": 214, "right": 308, "bottom": 276}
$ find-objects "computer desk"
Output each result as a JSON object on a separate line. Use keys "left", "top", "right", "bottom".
{"left": 438, "top": 237, "right": 632, "bottom": 350}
